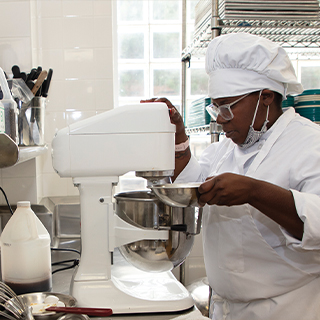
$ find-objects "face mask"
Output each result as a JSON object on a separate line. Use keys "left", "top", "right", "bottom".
{"left": 239, "top": 91, "right": 269, "bottom": 150}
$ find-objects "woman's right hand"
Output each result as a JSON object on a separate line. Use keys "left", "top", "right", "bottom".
{"left": 140, "top": 97, "right": 187, "bottom": 144}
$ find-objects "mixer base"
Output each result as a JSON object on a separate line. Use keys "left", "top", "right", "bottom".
{"left": 71, "top": 254, "right": 194, "bottom": 314}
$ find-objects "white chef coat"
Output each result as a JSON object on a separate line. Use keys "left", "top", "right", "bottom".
{"left": 176, "top": 107, "right": 320, "bottom": 320}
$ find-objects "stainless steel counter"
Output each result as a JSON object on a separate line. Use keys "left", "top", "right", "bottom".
{"left": 51, "top": 240, "right": 196, "bottom": 320}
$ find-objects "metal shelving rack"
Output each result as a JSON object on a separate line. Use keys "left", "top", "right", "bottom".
{"left": 182, "top": 0, "right": 320, "bottom": 138}
{"left": 183, "top": 18, "right": 320, "bottom": 59}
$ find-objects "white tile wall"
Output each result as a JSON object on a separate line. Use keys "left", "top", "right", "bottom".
{"left": 0, "top": 2, "right": 31, "bottom": 71}
{"left": 0, "top": 0, "right": 115, "bottom": 205}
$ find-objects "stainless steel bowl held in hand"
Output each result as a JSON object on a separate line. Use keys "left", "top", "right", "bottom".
{"left": 151, "top": 183, "right": 201, "bottom": 208}
{"left": 114, "top": 190, "right": 203, "bottom": 273}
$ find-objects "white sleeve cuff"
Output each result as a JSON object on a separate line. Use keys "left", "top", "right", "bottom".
{"left": 282, "top": 189, "right": 320, "bottom": 251}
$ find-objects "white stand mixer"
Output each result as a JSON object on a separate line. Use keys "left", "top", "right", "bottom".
{"left": 51, "top": 103, "right": 194, "bottom": 313}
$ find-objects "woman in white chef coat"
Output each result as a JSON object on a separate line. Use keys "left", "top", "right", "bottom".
{"left": 141, "top": 32, "right": 320, "bottom": 320}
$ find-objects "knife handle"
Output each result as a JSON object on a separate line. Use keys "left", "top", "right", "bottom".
{"left": 32, "top": 70, "right": 47, "bottom": 95}
{"left": 45, "top": 307, "right": 113, "bottom": 317}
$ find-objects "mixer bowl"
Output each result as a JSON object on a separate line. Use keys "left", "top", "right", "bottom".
{"left": 114, "top": 190, "right": 203, "bottom": 273}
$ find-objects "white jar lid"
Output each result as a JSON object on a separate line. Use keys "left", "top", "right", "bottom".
{"left": 17, "top": 201, "right": 31, "bottom": 207}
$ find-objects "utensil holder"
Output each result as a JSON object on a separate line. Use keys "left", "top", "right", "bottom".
{"left": 19, "top": 97, "right": 46, "bottom": 146}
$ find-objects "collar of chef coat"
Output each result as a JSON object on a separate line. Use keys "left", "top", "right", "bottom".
{"left": 245, "top": 107, "right": 295, "bottom": 176}
{"left": 233, "top": 111, "right": 277, "bottom": 174}
{"left": 217, "top": 107, "right": 295, "bottom": 176}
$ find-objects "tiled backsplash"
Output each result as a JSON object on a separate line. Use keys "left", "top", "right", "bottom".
{"left": 0, "top": 0, "right": 115, "bottom": 205}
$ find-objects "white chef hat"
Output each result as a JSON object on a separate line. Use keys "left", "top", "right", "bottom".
{"left": 205, "top": 33, "right": 303, "bottom": 99}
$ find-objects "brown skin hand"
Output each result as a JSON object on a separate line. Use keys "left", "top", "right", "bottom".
{"left": 141, "top": 91, "right": 304, "bottom": 240}
{"left": 140, "top": 97, "right": 191, "bottom": 181}
{"left": 198, "top": 173, "right": 303, "bottom": 240}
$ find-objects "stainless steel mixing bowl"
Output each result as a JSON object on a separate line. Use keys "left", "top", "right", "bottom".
{"left": 186, "top": 277, "right": 210, "bottom": 317}
{"left": 151, "top": 183, "right": 201, "bottom": 208}
{"left": 114, "top": 190, "right": 203, "bottom": 273}
{"left": 9, "top": 292, "right": 76, "bottom": 320}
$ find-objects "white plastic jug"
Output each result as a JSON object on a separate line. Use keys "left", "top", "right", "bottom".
{"left": 0, "top": 201, "right": 52, "bottom": 294}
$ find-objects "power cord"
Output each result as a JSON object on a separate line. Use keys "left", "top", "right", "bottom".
{"left": 51, "top": 247, "right": 81, "bottom": 274}
{"left": 51, "top": 247, "right": 81, "bottom": 255}
{"left": 0, "top": 186, "right": 13, "bottom": 215}
{"left": 52, "top": 259, "right": 80, "bottom": 274}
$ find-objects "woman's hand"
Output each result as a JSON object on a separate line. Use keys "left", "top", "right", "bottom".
{"left": 140, "top": 97, "right": 187, "bottom": 144}
{"left": 198, "top": 172, "right": 304, "bottom": 240}
{"left": 198, "top": 173, "right": 253, "bottom": 207}
{"left": 140, "top": 97, "right": 190, "bottom": 181}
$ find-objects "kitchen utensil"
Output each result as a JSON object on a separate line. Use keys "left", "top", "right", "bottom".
{"left": 115, "top": 190, "right": 202, "bottom": 272}
{"left": 9, "top": 79, "right": 34, "bottom": 104}
{"left": 41, "top": 69, "right": 53, "bottom": 98}
{"left": 151, "top": 183, "right": 201, "bottom": 208}
{"left": 0, "top": 281, "right": 34, "bottom": 320}
{"left": 31, "top": 71, "right": 47, "bottom": 96}
{"left": 186, "top": 277, "right": 210, "bottom": 317}
{"left": 26, "top": 69, "right": 37, "bottom": 83}
{"left": 13, "top": 293, "right": 76, "bottom": 320}
{"left": 35, "top": 67, "right": 42, "bottom": 79}
{"left": 0, "top": 133, "right": 19, "bottom": 168}
{"left": 19, "top": 73, "right": 27, "bottom": 82}
{"left": 26, "top": 81, "right": 34, "bottom": 91}
{"left": 45, "top": 307, "right": 112, "bottom": 317}
{"left": 57, "top": 315, "right": 88, "bottom": 320}
{"left": 11, "top": 66, "right": 28, "bottom": 83}
{"left": 11, "top": 66, "right": 20, "bottom": 79}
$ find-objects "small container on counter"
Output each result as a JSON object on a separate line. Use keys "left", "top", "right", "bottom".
{"left": 0, "top": 201, "right": 52, "bottom": 295}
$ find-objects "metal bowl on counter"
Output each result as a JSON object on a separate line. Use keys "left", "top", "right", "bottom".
{"left": 58, "top": 315, "right": 89, "bottom": 320}
{"left": 186, "top": 277, "right": 210, "bottom": 317}
{"left": 13, "top": 292, "right": 76, "bottom": 320}
{"left": 151, "top": 183, "right": 201, "bottom": 208}
{"left": 114, "top": 190, "right": 203, "bottom": 273}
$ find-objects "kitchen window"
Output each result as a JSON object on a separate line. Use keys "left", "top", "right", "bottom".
{"left": 116, "top": 0, "right": 205, "bottom": 113}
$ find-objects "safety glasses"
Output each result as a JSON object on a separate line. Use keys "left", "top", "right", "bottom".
{"left": 206, "top": 93, "right": 250, "bottom": 121}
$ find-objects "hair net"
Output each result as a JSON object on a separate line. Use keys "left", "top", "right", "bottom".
{"left": 205, "top": 33, "right": 304, "bottom": 99}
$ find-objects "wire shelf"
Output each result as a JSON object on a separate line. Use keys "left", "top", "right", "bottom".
{"left": 186, "top": 125, "right": 210, "bottom": 135}
{"left": 182, "top": 18, "right": 320, "bottom": 58}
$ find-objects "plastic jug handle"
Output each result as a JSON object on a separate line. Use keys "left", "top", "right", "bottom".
{"left": 0, "top": 67, "right": 14, "bottom": 101}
